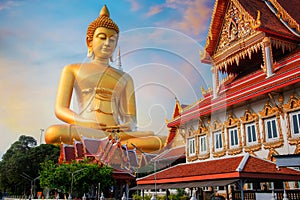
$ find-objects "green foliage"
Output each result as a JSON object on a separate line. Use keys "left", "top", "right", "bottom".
{"left": 132, "top": 189, "right": 188, "bottom": 200}
{"left": 0, "top": 135, "right": 60, "bottom": 195}
{"left": 39, "top": 160, "right": 114, "bottom": 198}
{"left": 132, "top": 194, "right": 151, "bottom": 200}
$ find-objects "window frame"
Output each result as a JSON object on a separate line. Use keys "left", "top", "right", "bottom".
{"left": 289, "top": 110, "right": 300, "bottom": 136}
{"left": 228, "top": 127, "right": 239, "bottom": 148}
{"left": 245, "top": 122, "right": 258, "bottom": 145}
{"left": 187, "top": 137, "right": 196, "bottom": 157}
{"left": 264, "top": 117, "right": 279, "bottom": 142}
{"left": 199, "top": 135, "right": 207, "bottom": 154}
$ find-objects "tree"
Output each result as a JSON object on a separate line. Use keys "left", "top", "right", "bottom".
{"left": 39, "top": 160, "right": 114, "bottom": 198}
{"left": 0, "top": 135, "right": 60, "bottom": 195}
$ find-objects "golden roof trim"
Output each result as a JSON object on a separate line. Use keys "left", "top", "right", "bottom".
{"left": 269, "top": 0, "right": 300, "bottom": 33}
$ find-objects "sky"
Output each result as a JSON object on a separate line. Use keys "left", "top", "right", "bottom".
{"left": 0, "top": 0, "right": 214, "bottom": 157}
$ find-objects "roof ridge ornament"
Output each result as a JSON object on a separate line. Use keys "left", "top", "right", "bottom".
{"left": 236, "top": 153, "right": 250, "bottom": 172}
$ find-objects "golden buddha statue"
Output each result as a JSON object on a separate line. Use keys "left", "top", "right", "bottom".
{"left": 45, "top": 5, "right": 166, "bottom": 152}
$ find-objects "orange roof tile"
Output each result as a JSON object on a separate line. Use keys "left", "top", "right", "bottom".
{"left": 137, "top": 154, "right": 300, "bottom": 185}
{"left": 152, "top": 145, "right": 185, "bottom": 162}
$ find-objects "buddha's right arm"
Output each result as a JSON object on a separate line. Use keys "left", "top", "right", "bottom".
{"left": 54, "top": 65, "right": 106, "bottom": 129}
{"left": 55, "top": 106, "right": 106, "bottom": 129}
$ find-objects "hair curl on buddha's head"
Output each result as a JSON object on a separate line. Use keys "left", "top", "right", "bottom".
{"left": 86, "top": 5, "right": 119, "bottom": 45}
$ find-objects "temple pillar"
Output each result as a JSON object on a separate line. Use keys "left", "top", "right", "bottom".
{"left": 212, "top": 65, "right": 219, "bottom": 99}
{"left": 262, "top": 37, "right": 274, "bottom": 77}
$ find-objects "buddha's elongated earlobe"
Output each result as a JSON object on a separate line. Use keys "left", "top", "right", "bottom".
{"left": 87, "top": 49, "right": 94, "bottom": 59}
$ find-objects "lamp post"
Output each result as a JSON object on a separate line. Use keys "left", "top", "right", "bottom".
{"left": 40, "top": 128, "right": 44, "bottom": 145}
{"left": 69, "top": 168, "right": 87, "bottom": 199}
{"left": 21, "top": 173, "right": 40, "bottom": 199}
{"left": 151, "top": 161, "right": 157, "bottom": 200}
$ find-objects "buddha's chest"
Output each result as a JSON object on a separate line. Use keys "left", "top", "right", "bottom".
{"left": 75, "top": 69, "right": 126, "bottom": 98}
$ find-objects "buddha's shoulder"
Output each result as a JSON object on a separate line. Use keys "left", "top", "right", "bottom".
{"left": 61, "top": 63, "right": 89, "bottom": 72}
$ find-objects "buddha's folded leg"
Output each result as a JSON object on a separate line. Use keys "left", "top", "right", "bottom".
{"left": 121, "top": 135, "right": 167, "bottom": 153}
{"left": 45, "top": 124, "right": 109, "bottom": 144}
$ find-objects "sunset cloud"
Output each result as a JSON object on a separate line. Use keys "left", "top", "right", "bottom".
{"left": 126, "top": 0, "right": 141, "bottom": 12}
{"left": 146, "top": 5, "right": 164, "bottom": 17}
{"left": 145, "top": 0, "right": 212, "bottom": 37}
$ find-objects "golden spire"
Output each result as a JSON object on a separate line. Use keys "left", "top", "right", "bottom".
{"left": 99, "top": 4, "right": 110, "bottom": 17}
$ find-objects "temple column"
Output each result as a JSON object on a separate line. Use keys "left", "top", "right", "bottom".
{"left": 262, "top": 37, "right": 274, "bottom": 77}
{"left": 212, "top": 64, "right": 219, "bottom": 99}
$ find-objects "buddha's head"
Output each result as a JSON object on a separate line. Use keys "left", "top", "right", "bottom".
{"left": 86, "top": 5, "right": 119, "bottom": 59}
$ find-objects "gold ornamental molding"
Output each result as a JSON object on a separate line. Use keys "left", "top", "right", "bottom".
{"left": 197, "top": 120, "right": 210, "bottom": 160}
{"left": 259, "top": 101, "right": 284, "bottom": 149}
{"left": 216, "top": 1, "right": 259, "bottom": 54}
{"left": 283, "top": 94, "right": 300, "bottom": 146}
{"left": 269, "top": 0, "right": 300, "bottom": 33}
{"left": 214, "top": 32, "right": 264, "bottom": 71}
{"left": 225, "top": 114, "right": 242, "bottom": 155}
{"left": 211, "top": 120, "right": 226, "bottom": 158}
{"left": 241, "top": 109, "right": 262, "bottom": 153}
{"left": 267, "top": 148, "right": 279, "bottom": 161}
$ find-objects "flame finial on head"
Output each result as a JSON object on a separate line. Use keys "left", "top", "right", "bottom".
{"left": 99, "top": 4, "right": 110, "bottom": 17}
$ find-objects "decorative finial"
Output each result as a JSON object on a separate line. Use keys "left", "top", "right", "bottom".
{"left": 99, "top": 4, "right": 110, "bottom": 17}
{"left": 116, "top": 47, "right": 123, "bottom": 71}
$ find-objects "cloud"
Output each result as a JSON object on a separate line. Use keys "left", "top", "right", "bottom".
{"left": 146, "top": 5, "right": 164, "bottom": 17}
{"left": 126, "top": 0, "right": 141, "bottom": 12}
{"left": 175, "top": 0, "right": 211, "bottom": 36}
{"left": 0, "top": 0, "right": 20, "bottom": 11}
{"left": 145, "top": 0, "right": 212, "bottom": 37}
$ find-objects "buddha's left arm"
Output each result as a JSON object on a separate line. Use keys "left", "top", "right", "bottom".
{"left": 119, "top": 75, "right": 137, "bottom": 130}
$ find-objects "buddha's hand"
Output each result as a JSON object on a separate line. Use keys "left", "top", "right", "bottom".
{"left": 118, "top": 121, "right": 134, "bottom": 131}
{"left": 74, "top": 118, "right": 106, "bottom": 130}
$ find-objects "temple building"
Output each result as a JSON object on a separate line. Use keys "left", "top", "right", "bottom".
{"left": 135, "top": 0, "right": 300, "bottom": 199}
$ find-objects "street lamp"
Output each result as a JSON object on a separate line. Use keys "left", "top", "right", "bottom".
{"left": 20, "top": 173, "right": 40, "bottom": 199}
{"left": 40, "top": 128, "right": 44, "bottom": 145}
{"left": 69, "top": 168, "right": 87, "bottom": 199}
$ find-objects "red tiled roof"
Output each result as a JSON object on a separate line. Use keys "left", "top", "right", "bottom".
{"left": 59, "top": 136, "right": 140, "bottom": 172}
{"left": 137, "top": 154, "right": 300, "bottom": 185}
{"left": 61, "top": 144, "right": 75, "bottom": 163}
{"left": 74, "top": 140, "right": 84, "bottom": 158}
{"left": 168, "top": 51, "right": 300, "bottom": 127}
{"left": 82, "top": 137, "right": 101, "bottom": 156}
{"left": 165, "top": 127, "right": 177, "bottom": 145}
{"left": 128, "top": 149, "right": 139, "bottom": 168}
{"left": 152, "top": 145, "right": 185, "bottom": 162}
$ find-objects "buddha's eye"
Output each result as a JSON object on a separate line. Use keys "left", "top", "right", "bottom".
{"left": 97, "top": 33, "right": 107, "bottom": 40}
{"left": 109, "top": 37, "right": 116, "bottom": 42}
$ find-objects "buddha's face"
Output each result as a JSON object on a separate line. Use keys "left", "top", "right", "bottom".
{"left": 89, "top": 27, "right": 118, "bottom": 60}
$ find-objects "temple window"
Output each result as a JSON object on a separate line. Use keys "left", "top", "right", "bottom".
{"left": 199, "top": 135, "right": 207, "bottom": 154}
{"left": 187, "top": 137, "right": 196, "bottom": 157}
{"left": 289, "top": 110, "right": 300, "bottom": 136}
{"left": 259, "top": 102, "right": 283, "bottom": 150}
{"left": 197, "top": 120, "right": 210, "bottom": 160}
{"left": 283, "top": 95, "right": 300, "bottom": 150}
{"left": 225, "top": 114, "right": 242, "bottom": 155}
{"left": 214, "top": 131, "right": 223, "bottom": 151}
{"left": 245, "top": 122, "right": 257, "bottom": 145}
{"left": 211, "top": 120, "right": 226, "bottom": 157}
{"left": 264, "top": 117, "right": 279, "bottom": 141}
{"left": 241, "top": 109, "right": 261, "bottom": 153}
{"left": 229, "top": 127, "right": 239, "bottom": 148}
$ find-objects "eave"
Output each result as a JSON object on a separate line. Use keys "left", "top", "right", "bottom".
{"left": 168, "top": 52, "right": 300, "bottom": 127}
